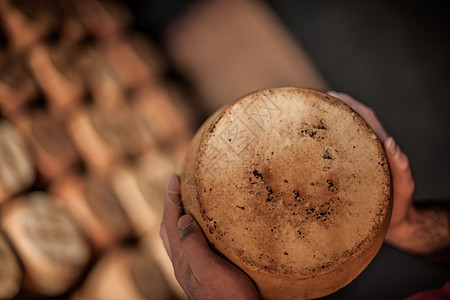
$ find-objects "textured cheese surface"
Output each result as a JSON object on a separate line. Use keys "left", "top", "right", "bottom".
{"left": 183, "top": 87, "right": 392, "bottom": 299}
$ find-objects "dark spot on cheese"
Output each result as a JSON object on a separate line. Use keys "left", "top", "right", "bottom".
{"left": 252, "top": 169, "right": 263, "bottom": 180}
{"left": 322, "top": 149, "right": 333, "bottom": 160}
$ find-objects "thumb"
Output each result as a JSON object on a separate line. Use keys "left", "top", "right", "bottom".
{"left": 178, "top": 215, "right": 224, "bottom": 281}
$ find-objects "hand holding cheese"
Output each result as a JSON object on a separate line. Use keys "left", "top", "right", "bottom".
{"left": 160, "top": 174, "right": 259, "bottom": 300}
{"left": 328, "top": 92, "right": 450, "bottom": 259}
{"left": 162, "top": 87, "right": 395, "bottom": 299}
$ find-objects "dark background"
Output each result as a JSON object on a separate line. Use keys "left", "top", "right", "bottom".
{"left": 124, "top": 1, "right": 450, "bottom": 298}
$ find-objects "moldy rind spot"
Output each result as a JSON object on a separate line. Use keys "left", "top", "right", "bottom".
{"left": 266, "top": 186, "right": 275, "bottom": 202}
{"left": 208, "top": 124, "right": 216, "bottom": 133}
{"left": 297, "top": 229, "right": 306, "bottom": 239}
{"left": 206, "top": 111, "right": 226, "bottom": 134}
{"left": 300, "top": 129, "right": 318, "bottom": 139}
{"left": 299, "top": 120, "right": 327, "bottom": 141}
{"left": 322, "top": 149, "right": 333, "bottom": 160}
{"left": 327, "top": 179, "right": 338, "bottom": 192}
{"left": 251, "top": 169, "right": 277, "bottom": 203}
{"left": 207, "top": 221, "right": 217, "bottom": 234}
{"left": 313, "top": 119, "right": 327, "bottom": 130}
{"left": 305, "top": 200, "right": 334, "bottom": 223}
{"left": 252, "top": 169, "right": 263, "bottom": 180}
{"left": 293, "top": 189, "right": 304, "bottom": 202}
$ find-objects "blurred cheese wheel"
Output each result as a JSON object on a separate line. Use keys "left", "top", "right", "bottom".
{"left": 73, "top": 245, "right": 175, "bottom": 300}
{"left": 0, "top": 54, "right": 38, "bottom": 115}
{"left": 50, "top": 171, "right": 134, "bottom": 250}
{"left": 181, "top": 87, "right": 392, "bottom": 299}
{"left": 27, "top": 43, "right": 84, "bottom": 110}
{"left": 0, "top": 232, "right": 22, "bottom": 299}
{"left": 1, "top": 192, "right": 91, "bottom": 296}
{"left": 113, "top": 149, "right": 175, "bottom": 236}
{"left": 11, "top": 110, "right": 79, "bottom": 182}
{"left": 0, "top": 119, "right": 35, "bottom": 204}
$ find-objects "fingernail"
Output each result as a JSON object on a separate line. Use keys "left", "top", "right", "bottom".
{"left": 178, "top": 214, "right": 194, "bottom": 230}
{"left": 167, "top": 173, "right": 180, "bottom": 189}
{"left": 385, "top": 137, "right": 398, "bottom": 156}
{"left": 166, "top": 173, "right": 180, "bottom": 194}
{"left": 166, "top": 173, "right": 181, "bottom": 204}
{"left": 327, "top": 91, "right": 340, "bottom": 97}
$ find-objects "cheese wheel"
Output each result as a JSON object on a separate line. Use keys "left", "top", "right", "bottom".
{"left": 50, "top": 171, "right": 134, "bottom": 250}
{"left": 0, "top": 232, "right": 22, "bottom": 299}
{"left": 113, "top": 149, "right": 175, "bottom": 236}
{"left": 27, "top": 43, "right": 84, "bottom": 110}
{"left": 181, "top": 87, "right": 392, "bottom": 299}
{"left": 1, "top": 192, "right": 91, "bottom": 296}
{"left": 74, "top": 245, "right": 175, "bottom": 300}
{"left": 11, "top": 110, "right": 79, "bottom": 182}
{"left": 0, "top": 120, "right": 35, "bottom": 203}
{"left": 0, "top": 54, "right": 38, "bottom": 115}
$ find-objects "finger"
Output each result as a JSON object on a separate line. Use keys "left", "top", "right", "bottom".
{"left": 177, "top": 214, "right": 225, "bottom": 282}
{"left": 328, "top": 91, "right": 362, "bottom": 108}
{"left": 385, "top": 137, "right": 415, "bottom": 198}
{"left": 159, "top": 225, "right": 172, "bottom": 260}
{"left": 327, "top": 91, "right": 389, "bottom": 142}
{"left": 162, "top": 173, "right": 183, "bottom": 260}
{"left": 384, "top": 137, "right": 415, "bottom": 222}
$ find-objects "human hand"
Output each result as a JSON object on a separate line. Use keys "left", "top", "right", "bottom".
{"left": 327, "top": 91, "right": 417, "bottom": 252}
{"left": 160, "top": 174, "right": 260, "bottom": 300}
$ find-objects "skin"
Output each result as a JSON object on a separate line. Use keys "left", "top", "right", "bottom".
{"left": 328, "top": 92, "right": 450, "bottom": 256}
{"left": 160, "top": 174, "right": 259, "bottom": 300}
{"left": 160, "top": 92, "right": 450, "bottom": 299}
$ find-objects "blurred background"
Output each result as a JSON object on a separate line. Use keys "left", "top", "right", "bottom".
{"left": 0, "top": 0, "right": 449, "bottom": 299}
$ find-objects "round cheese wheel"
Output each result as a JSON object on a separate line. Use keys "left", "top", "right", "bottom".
{"left": 1, "top": 192, "right": 91, "bottom": 296}
{"left": 0, "top": 232, "right": 22, "bottom": 299}
{"left": 181, "top": 87, "right": 392, "bottom": 299}
{"left": 74, "top": 246, "right": 175, "bottom": 300}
